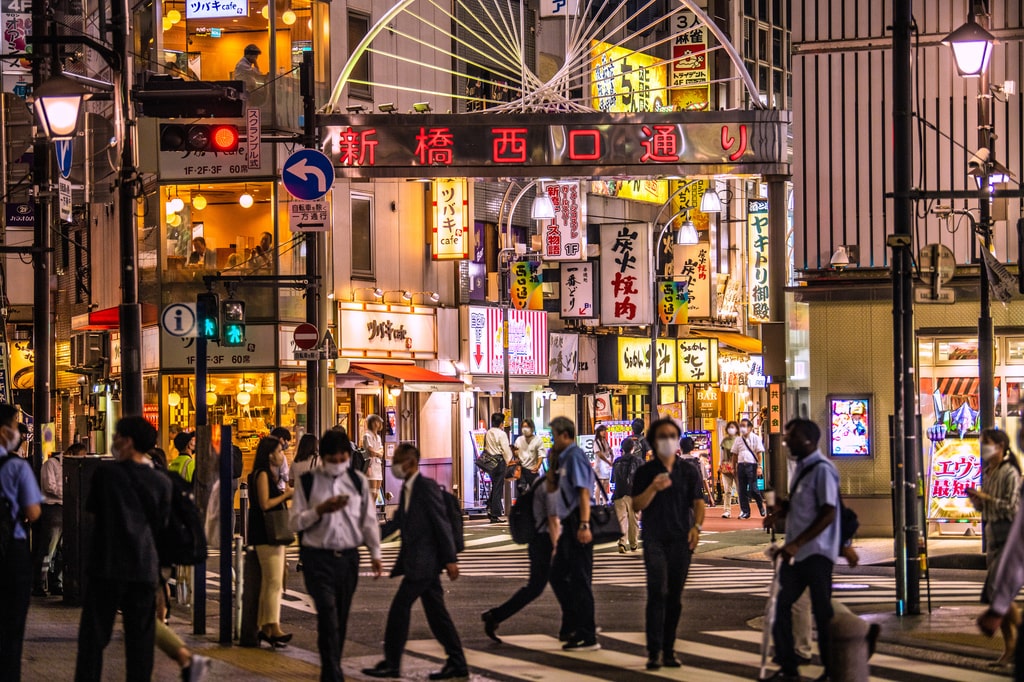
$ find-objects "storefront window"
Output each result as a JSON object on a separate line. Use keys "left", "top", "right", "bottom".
{"left": 278, "top": 371, "right": 309, "bottom": 435}
{"left": 163, "top": 373, "right": 278, "bottom": 457}
{"left": 1007, "top": 338, "right": 1024, "bottom": 364}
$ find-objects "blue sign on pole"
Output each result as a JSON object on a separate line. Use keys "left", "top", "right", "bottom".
{"left": 55, "top": 139, "right": 73, "bottom": 179}
{"left": 282, "top": 149, "right": 335, "bottom": 201}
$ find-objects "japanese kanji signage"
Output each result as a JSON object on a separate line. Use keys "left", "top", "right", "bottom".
{"left": 677, "top": 338, "right": 719, "bottom": 384}
{"left": 543, "top": 181, "right": 586, "bottom": 261}
{"left": 320, "top": 111, "right": 790, "bottom": 179}
{"left": 1, "top": 0, "right": 31, "bottom": 73}
{"left": 466, "top": 306, "right": 548, "bottom": 376}
{"left": 671, "top": 178, "right": 710, "bottom": 231}
{"left": 337, "top": 304, "right": 437, "bottom": 360}
{"left": 768, "top": 383, "right": 781, "bottom": 434}
{"left": 540, "top": 0, "right": 578, "bottom": 16}
{"left": 670, "top": 9, "right": 711, "bottom": 112}
{"left": 549, "top": 333, "right": 579, "bottom": 382}
{"left": 616, "top": 338, "right": 677, "bottom": 384}
{"left": 431, "top": 179, "right": 469, "bottom": 260}
{"left": 926, "top": 439, "right": 981, "bottom": 522}
{"left": 747, "top": 199, "right": 771, "bottom": 323}
{"left": 559, "top": 262, "right": 596, "bottom": 319}
{"left": 186, "top": 0, "right": 247, "bottom": 20}
{"left": 600, "top": 225, "right": 651, "bottom": 326}
{"left": 591, "top": 41, "right": 668, "bottom": 114}
{"left": 591, "top": 178, "right": 669, "bottom": 205}
{"left": 289, "top": 199, "right": 331, "bottom": 232}
{"left": 672, "top": 242, "right": 712, "bottom": 318}
{"left": 658, "top": 282, "right": 688, "bottom": 325}
{"left": 510, "top": 260, "right": 543, "bottom": 311}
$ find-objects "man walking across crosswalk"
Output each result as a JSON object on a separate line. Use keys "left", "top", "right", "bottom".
{"left": 631, "top": 418, "right": 705, "bottom": 670}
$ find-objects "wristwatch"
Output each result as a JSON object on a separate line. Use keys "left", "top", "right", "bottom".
{"left": 694, "top": 524, "right": 702, "bottom": 532}
{"left": 580, "top": 522, "right": 590, "bottom": 530}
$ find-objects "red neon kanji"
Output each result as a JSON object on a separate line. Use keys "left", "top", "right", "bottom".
{"left": 568, "top": 129, "right": 601, "bottom": 160}
{"left": 492, "top": 128, "right": 528, "bottom": 163}
{"left": 639, "top": 125, "right": 680, "bottom": 163}
{"left": 415, "top": 127, "right": 454, "bottom": 165}
{"left": 336, "top": 127, "right": 378, "bottom": 166}
{"left": 721, "top": 124, "right": 748, "bottom": 162}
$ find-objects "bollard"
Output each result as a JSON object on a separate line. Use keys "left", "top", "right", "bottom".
{"left": 233, "top": 535, "right": 244, "bottom": 642}
{"left": 829, "top": 600, "right": 872, "bottom": 682}
{"left": 238, "top": 547, "right": 262, "bottom": 647}
{"left": 239, "top": 483, "right": 249, "bottom": 544}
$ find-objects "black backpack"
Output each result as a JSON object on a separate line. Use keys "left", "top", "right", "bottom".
{"left": 790, "top": 461, "right": 860, "bottom": 545}
{"left": 350, "top": 447, "right": 370, "bottom": 475}
{"left": 0, "top": 456, "right": 20, "bottom": 559}
{"left": 509, "top": 478, "right": 542, "bottom": 545}
{"left": 611, "top": 454, "right": 640, "bottom": 498}
{"left": 442, "top": 489, "right": 465, "bottom": 553}
{"left": 157, "top": 471, "right": 208, "bottom": 566}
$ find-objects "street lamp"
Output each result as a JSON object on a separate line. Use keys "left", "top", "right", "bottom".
{"left": 32, "top": 75, "right": 87, "bottom": 139}
{"left": 942, "top": 11, "right": 995, "bottom": 77}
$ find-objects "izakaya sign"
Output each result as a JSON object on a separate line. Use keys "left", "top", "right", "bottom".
{"left": 748, "top": 199, "right": 770, "bottom": 323}
{"left": 542, "top": 182, "right": 586, "bottom": 260}
{"left": 591, "top": 41, "right": 667, "bottom": 114}
{"left": 600, "top": 225, "right": 651, "bottom": 326}
{"left": 338, "top": 305, "right": 437, "bottom": 360}
{"left": 559, "top": 262, "right": 596, "bottom": 319}
{"left": 431, "top": 179, "right": 469, "bottom": 260}
{"left": 618, "top": 338, "right": 677, "bottom": 384}
{"left": 673, "top": 242, "right": 712, "bottom": 318}
{"left": 549, "top": 333, "right": 580, "bottom": 381}
{"left": 510, "top": 260, "right": 543, "bottom": 311}
{"left": 320, "top": 111, "right": 790, "bottom": 179}
{"left": 467, "top": 307, "right": 548, "bottom": 376}
{"left": 677, "top": 338, "right": 719, "bottom": 383}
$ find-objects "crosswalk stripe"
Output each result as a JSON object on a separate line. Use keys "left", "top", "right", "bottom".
{"left": 405, "top": 638, "right": 607, "bottom": 682}
{"left": 707, "top": 630, "right": 1010, "bottom": 682}
{"left": 500, "top": 634, "right": 748, "bottom": 682}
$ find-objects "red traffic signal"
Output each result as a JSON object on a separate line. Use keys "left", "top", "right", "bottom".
{"left": 209, "top": 125, "right": 239, "bottom": 152}
{"left": 160, "top": 123, "right": 240, "bottom": 153}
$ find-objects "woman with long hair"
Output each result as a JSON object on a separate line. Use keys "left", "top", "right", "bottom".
{"left": 362, "top": 415, "right": 385, "bottom": 502}
{"left": 289, "top": 434, "right": 319, "bottom": 484}
{"left": 969, "top": 428, "right": 1022, "bottom": 666}
{"left": 593, "top": 424, "right": 613, "bottom": 502}
{"left": 719, "top": 420, "right": 740, "bottom": 518}
{"left": 247, "top": 436, "right": 294, "bottom": 647}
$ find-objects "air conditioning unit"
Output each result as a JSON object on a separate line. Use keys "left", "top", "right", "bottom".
{"left": 70, "top": 332, "right": 106, "bottom": 369}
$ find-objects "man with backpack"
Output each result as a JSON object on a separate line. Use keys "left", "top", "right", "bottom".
{"left": 0, "top": 404, "right": 42, "bottom": 681}
{"left": 290, "top": 429, "right": 381, "bottom": 682}
{"left": 75, "top": 416, "right": 173, "bottom": 681}
{"left": 612, "top": 426, "right": 645, "bottom": 554}
{"left": 763, "top": 419, "right": 841, "bottom": 682}
{"left": 364, "top": 443, "right": 466, "bottom": 680}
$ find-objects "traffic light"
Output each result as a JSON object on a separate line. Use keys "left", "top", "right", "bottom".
{"left": 160, "top": 123, "right": 240, "bottom": 153}
{"left": 222, "top": 300, "right": 246, "bottom": 347}
{"left": 197, "top": 292, "right": 220, "bottom": 340}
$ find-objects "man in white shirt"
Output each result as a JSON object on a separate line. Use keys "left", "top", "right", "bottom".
{"left": 729, "top": 418, "right": 766, "bottom": 519}
{"left": 290, "top": 429, "right": 382, "bottom": 682}
{"left": 32, "top": 442, "right": 81, "bottom": 597}
{"left": 483, "top": 413, "right": 514, "bottom": 522}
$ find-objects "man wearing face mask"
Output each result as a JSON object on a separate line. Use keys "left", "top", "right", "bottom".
{"left": 764, "top": 419, "right": 840, "bottom": 682}
{"left": 290, "top": 429, "right": 382, "bottom": 682}
{"left": 631, "top": 418, "right": 705, "bottom": 670}
{"left": 730, "top": 418, "right": 766, "bottom": 519}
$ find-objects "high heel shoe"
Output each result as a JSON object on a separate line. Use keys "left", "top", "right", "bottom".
{"left": 258, "top": 632, "right": 287, "bottom": 649}
{"left": 271, "top": 633, "right": 293, "bottom": 645}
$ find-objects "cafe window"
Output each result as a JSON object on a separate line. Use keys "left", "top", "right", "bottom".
{"left": 1007, "top": 338, "right": 1024, "bottom": 365}
{"left": 347, "top": 10, "right": 372, "bottom": 100}
{"left": 351, "top": 192, "right": 374, "bottom": 278}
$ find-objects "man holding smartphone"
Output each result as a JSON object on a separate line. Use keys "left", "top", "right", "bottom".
{"left": 290, "top": 429, "right": 382, "bottom": 682}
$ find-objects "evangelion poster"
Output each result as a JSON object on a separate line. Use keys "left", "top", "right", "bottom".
{"left": 926, "top": 439, "right": 982, "bottom": 521}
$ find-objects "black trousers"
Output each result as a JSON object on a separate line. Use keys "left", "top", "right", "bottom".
{"left": 0, "top": 539, "right": 32, "bottom": 681}
{"left": 549, "top": 514, "right": 595, "bottom": 642}
{"left": 32, "top": 503, "right": 63, "bottom": 591}
{"left": 490, "top": 532, "right": 553, "bottom": 623}
{"left": 383, "top": 575, "right": 465, "bottom": 670}
{"left": 301, "top": 547, "right": 360, "bottom": 682}
{"left": 772, "top": 555, "right": 834, "bottom": 675}
{"left": 643, "top": 537, "right": 693, "bottom": 657}
{"left": 75, "top": 577, "right": 156, "bottom": 682}
{"left": 518, "top": 468, "right": 539, "bottom": 492}
{"left": 487, "top": 463, "right": 507, "bottom": 517}
{"left": 737, "top": 462, "right": 764, "bottom": 516}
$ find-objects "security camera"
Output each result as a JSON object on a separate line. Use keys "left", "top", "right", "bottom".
{"left": 968, "top": 148, "right": 990, "bottom": 172}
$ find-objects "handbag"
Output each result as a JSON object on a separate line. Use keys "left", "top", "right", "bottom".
{"left": 507, "top": 459, "right": 522, "bottom": 480}
{"left": 588, "top": 503, "right": 623, "bottom": 545}
{"left": 475, "top": 451, "right": 503, "bottom": 475}
{"left": 263, "top": 506, "right": 294, "bottom": 546}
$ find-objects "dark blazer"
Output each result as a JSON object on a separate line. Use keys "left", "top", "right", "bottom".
{"left": 382, "top": 474, "right": 457, "bottom": 581}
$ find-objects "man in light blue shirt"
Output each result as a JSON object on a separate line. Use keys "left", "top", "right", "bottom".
{"left": 765, "top": 418, "right": 839, "bottom": 682}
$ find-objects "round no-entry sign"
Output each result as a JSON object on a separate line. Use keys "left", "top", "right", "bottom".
{"left": 293, "top": 323, "right": 320, "bottom": 350}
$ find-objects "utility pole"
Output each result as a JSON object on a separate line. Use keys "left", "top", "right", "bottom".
{"left": 976, "top": 4, "right": 995, "bottom": 432}
{"left": 891, "top": 0, "right": 921, "bottom": 616}
{"left": 301, "top": 50, "right": 321, "bottom": 437}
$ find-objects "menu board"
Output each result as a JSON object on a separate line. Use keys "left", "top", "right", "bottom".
{"left": 828, "top": 395, "right": 872, "bottom": 457}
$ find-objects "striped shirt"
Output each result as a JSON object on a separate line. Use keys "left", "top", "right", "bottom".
{"left": 981, "top": 459, "right": 1021, "bottom": 524}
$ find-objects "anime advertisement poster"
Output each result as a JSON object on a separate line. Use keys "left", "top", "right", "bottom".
{"left": 828, "top": 396, "right": 871, "bottom": 456}
{"left": 926, "top": 439, "right": 981, "bottom": 521}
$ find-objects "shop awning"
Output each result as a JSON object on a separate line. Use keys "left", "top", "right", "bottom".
{"left": 350, "top": 362, "right": 464, "bottom": 392}
{"left": 692, "top": 329, "right": 762, "bottom": 355}
{"left": 71, "top": 304, "right": 159, "bottom": 331}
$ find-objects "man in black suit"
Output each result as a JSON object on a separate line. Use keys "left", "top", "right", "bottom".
{"left": 363, "top": 443, "right": 467, "bottom": 681}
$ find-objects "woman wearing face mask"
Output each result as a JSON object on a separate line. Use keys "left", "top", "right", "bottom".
{"left": 514, "top": 419, "right": 544, "bottom": 490}
{"left": 593, "top": 425, "right": 613, "bottom": 502}
{"left": 719, "top": 421, "right": 740, "bottom": 517}
{"left": 968, "top": 428, "right": 1022, "bottom": 666}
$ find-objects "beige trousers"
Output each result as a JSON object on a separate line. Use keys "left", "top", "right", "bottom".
{"left": 255, "top": 544, "right": 286, "bottom": 627}
{"left": 614, "top": 496, "right": 639, "bottom": 548}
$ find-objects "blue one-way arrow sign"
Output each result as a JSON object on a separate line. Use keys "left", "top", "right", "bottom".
{"left": 55, "top": 139, "right": 73, "bottom": 179}
{"left": 282, "top": 149, "right": 335, "bottom": 201}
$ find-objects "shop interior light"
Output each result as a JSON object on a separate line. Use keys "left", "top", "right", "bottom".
{"left": 167, "top": 9, "right": 181, "bottom": 23}
{"left": 206, "top": 391, "right": 218, "bottom": 405}
{"left": 530, "top": 192, "right": 556, "bottom": 220}
{"left": 675, "top": 220, "right": 700, "bottom": 245}
{"left": 166, "top": 213, "right": 181, "bottom": 227}
{"left": 699, "top": 187, "right": 723, "bottom": 213}
{"left": 191, "top": 193, "right": 207, "bottom": 211}
{"left": 239, "top": 189, "right": 254, "bottom": 208}
{"left": 281, "top": 9, "right": 296, "bottom": 24}
{"left": 260, "top": 4, "right": 269, "bottom": 19}
{"left": 307, "top": 18, "right": 312, "bottom": 30}
{"left": 167, "top": 392, "right": 181, "bottom": 407}
{"left": 162, "top": 15, "right": 172, "bottom": 30}
{"left": 942, "top": 12, "right": 995, "bottom": 77}
{"left": 169, "top": 193, "right": 185, "bottom": 213}
{"left": 293, "top": 390, "right": 307, "bottom": 405}
{"left": 236, "top": 391, "right": 251, "bottom": 405}
{"left": 280, "top": 391, "right": 292, "bottom": 405}
{"left": 389, "top": 386, "right": 402, "bottom": 398}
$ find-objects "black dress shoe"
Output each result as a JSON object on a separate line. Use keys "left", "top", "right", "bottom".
{"left": 481, "top": 610, "right": 502, "bottom": 643}
{"left": 428, "top": 662, "right": 469, "bottom": 680}
{"left": 257, "top": 632, "right": 285, "bottom": 649}
{"left": 362, "top": 661, "right": 401, "bottom": 678}
{"left": 645, "top": 658, "right": 661, "bottom": 670}
{"left": 662, "top": 654, "right": 682, "bottom": 668}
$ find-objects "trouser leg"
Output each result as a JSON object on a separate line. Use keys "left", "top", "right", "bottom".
{"left": 793, "top": 590, "right": 813, "bottom": 659}
{"left": 772, "top": 560, "right": 805, "bottom": 675}
{"left": 0, "top": 541, "right": 32, "bottom": 681}
{"left": 564, "top": 516, "right": 595, "bottom": 642}
{"left": 75, "top": 576, "right": 120, "bottom": 681}
{"left": 488, "top": 466, "right": 507, "bottom": 517}
{"left": 737, "top": 464, "right": 752, "bottom": 515}
{"left": 662, "top": 540, "right": 691, "bottom": 656}
{"left": 302, "top": 549, "right": 345, "bottom": 682}
{"left": 627, "top": 497, "right": 640, "bottom": 547}
{"left": 420, "top": 577, "right": 466, "bottom": 669}
{"left": 491, "top": 533, "right": 552, "bottom": 623}
{"left": 121, "top": 582, "right": 157, "bottom": 682}
{"left": 802, "top": 556, "right": 835, "bottom": 675}
{"left": 383, "top": 577, "right": 426, "bottom": 668}
{"left": 614, "top": 498, "right": 629, "bottom": 547}
{"left": 549, "top": 531, "right": 574, "bottom": 639}
{"left": 643, "top": 540, "right": 668, "bottom": 657}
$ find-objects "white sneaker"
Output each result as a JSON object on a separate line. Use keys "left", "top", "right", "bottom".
{"left": 186, "top": 654, "right": 212, "bottom": 682}
{"left": 721, "top": 511, "right": 731, "bottom": 518}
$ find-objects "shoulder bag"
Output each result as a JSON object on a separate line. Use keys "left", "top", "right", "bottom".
{"left": 263, "top": 505, "right": 294, "bottom": 545}
{"left": 589, "top": 503, "right": 623, "bottom": 545}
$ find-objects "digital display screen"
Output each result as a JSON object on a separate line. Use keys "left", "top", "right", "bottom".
{"left": 828, "top": 396, "right": 872, "bottom": 457}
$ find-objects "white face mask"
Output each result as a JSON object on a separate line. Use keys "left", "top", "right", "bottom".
{"left": 323, "top": 460, "right": 348, "bottom": 476}
{"left": 726, "top": 427, "right": 737, "bottom": 436}
{"left": 739, "top": 426, "right": 750, "bottom": 436}
{"left": 392, "top": 461, "right": 408, "bottom": 479}
{"left": 656, "top": 438, "right": 677, "bottom": 459}
{"left": 522, "top": 428, "right": 532, "bottom": 437}
{"left": 982, "top": 444, "right": 1002, "bottom": 461}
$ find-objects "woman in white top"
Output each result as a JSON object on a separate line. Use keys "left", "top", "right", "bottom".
{"left": 513, "top": 419, "right": 544, "bottom": 490}
{"left": 593, "top": 424, "right": 613, "bottom": 502}
{"left": 362, "top": 414, "right": 385, "bottom": 501}
{"left": 288, "top": 434, "right": 319, "bottom": 484}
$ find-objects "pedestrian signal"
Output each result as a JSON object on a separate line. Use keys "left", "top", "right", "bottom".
{"left": 196, "top": 292, "right": 220, "bottom": 340}
{"left": 221, "top": 299, "right": 245, "bottom": 347}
